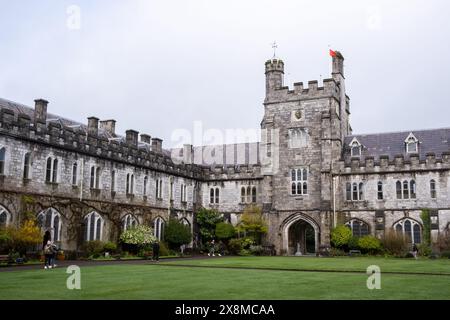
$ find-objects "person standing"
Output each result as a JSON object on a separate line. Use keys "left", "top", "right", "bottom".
{"left": 43, "top": 240, "right": 53, "bottom": 269}
{"left": 412, "top": 243, "right": 419, "bottom": 259}
{"left": 152, "top": 240, "right": 160, "bottom": 262}
{"left": 208, "top": 239, "right": 216, "bottom": 257}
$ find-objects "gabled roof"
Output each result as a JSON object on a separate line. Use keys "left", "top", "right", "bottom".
{"left": 343, "top": 128, "right": 450, "bottom": 162}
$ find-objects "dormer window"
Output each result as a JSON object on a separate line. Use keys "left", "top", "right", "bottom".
{"left": 405, "top": 133, "right": 418, "bottom": 153}
{"left": 349, "top": 138, "right": 362, "bottom": 157}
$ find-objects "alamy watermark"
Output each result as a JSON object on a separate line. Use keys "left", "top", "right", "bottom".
{"left": 66, "top": 5, "right": 81, "bottom": 30}
{"left": 366, "top": 265, "right": 381, "bottom": 290}
{"left": 66, "top": 265, "right": 81, "bottom": 290}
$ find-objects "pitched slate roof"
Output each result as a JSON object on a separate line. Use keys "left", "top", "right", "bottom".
{"left": 343, "top": 128, "right": 450, "bottom": 162}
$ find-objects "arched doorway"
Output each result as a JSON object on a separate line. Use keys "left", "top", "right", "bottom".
{"left": 281, "top": 213, "right": 320, "bottom": 255}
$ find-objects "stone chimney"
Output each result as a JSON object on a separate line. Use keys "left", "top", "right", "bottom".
{"left": 183, "top": 144, "right": 193, "bottom": 164}
{"left": 99, "top": 119, "right": 116, "bottom": 136}
{"left": 140, "top": 134, "right": 151, "bottom": 144}
{"left": 152, "top": 138, "right": 163, "bottom": 153}
{"left": 126, "top": 129, "right": 139, "bottom": 147}
{"left": 34, "top": 99, "right": 48, "bottom": 122}
{"left": 87, "top": 117, "right": 99, "bottom": 136}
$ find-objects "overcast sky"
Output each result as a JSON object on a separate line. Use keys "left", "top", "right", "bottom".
{"left": 1, "top": 0, "right": 449, "bottom": 147}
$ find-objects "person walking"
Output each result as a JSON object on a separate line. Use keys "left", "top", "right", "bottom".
{"left": 43, "top": 240, "right": 53, "bottom": 269}
{"left": 50, "top": 242, "right": 58, "bottom": 268}
{"left": 412, "top": 243, "right": 419, "bottom": 259}
{"left": 152, "top": 240, "right": 160, "bottom": 262}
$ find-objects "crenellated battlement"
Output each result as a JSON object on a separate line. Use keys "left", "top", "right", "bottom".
{"left": 265, "top": 77, "right": 339, "bottom": 104}
{"left": 202, "top": 163, "right": 263, "bottom": 181}
{"left": 0, "top": 107, "right": 204, "bottom": 179}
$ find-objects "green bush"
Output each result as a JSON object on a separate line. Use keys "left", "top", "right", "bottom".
{"left": 331, "top": 225, "right": 352, "bottom": 249}
{"left": 358, "top": 236, "right": 382, "bottom": 254}
{"left": 164, "top": 219, "right": 192, "bottom": 250}
{"left": 348, "top": 236, "right": 360, "bottom": 250}
{"left": 215, "top": 222, "right": 235, "bottom": 240}
{"left": 417, "top": 243, "right": 432, "bottom": 257}
{"left": 82, "top": 241, "right": 105, "bottom": 258}
{"left": 241, "top": 238, "right": 255, "bottom": 249}
{"left": 329, "top": 248, "right": 346, "bottom": 256}
{"left": 440, "top": 251, "right": 450, "bottom": 259}
{"left": 228, "top": 238, "right": 242, "bottom": 255}
{"left": 159, "top": 241, "right": 170, "bottom": 257}
{"left": 238, "top": 249, "right": 252, "bottom": 256}
{"left": 196, "top": 208, "right": 224, "bottom": 242}
{"left": 103, "top": 241, "right": 117, "bottom": 253}
{"left": 381, "top": 230, "right": 410, "bottom": 257}
{"left": 249, "top": 245, "right": 264, "bottom": 256}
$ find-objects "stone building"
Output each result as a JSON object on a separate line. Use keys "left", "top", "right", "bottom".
{"left": 1, "top": 51, "right": 449, "bottom": 255}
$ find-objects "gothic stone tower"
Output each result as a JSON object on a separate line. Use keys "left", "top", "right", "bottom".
{"left": 261, "top": 53, "right": 351, "bottom": 255}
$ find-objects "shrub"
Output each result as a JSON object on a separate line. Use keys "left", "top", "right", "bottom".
{"left": 417, "top": 243, "right": 432, "bottom": 257}
{"left": 228, "top": 238, "right": 242, "bottom": 255}
{"left": 381, "top": 230, "right": 409, "bottom": 257}
{"left": 249, "top": 245, "right": 264, "bottom": 256}
{"left": 436, "top": 233, "right": 450, "bottom": 252}
{"left": 358, "top": 236, "right": 382, "bottom": 254}
{"left": 348, "top": 236, "right": 360, "bottom": 250}
{"left": 196, "top": 208, "right": 224, "bottom": 242}
{"left": 236, "top": 205, "right": 267, "bottom": 244}
{"left": 331, "top": 225, "right": 352, "bottom": 249}
{"left": 329, "top": 248, "right": 346, "bottom": 256}
{"left": 120, "top": 225, "right": 156, "bottom": 246}
{"left": 215, "top": 222, "right": 235, "bottom": 240}
{"left": 82, "top": 240, "right": 105, "bottom": 258}
{"left": 164, "top": 219, "right": 192, "bottom": 250}
{"left": 159, "top": 241, "right": 170, "bottom": 257}
{"left": 241, "top": 238, "right": 255, "bottom": 249}
{"left": 2, "top": 220, "right": 42, "bottom": 256}
{"left": 238, "top": 249, "right": 252, "bottom": 256}
{"left": 103, "top": 241, "right": 117, "bottom": 253}
{"left": 440, "top": 251, "right": 450, "bottom": 259}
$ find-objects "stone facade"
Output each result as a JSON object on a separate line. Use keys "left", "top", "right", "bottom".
{"left": 1, "top": 51, "right": 449, "bottom": 255}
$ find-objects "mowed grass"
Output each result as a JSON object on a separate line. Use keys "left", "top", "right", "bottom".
{"left": 163, "top": 256, "right": 450, "bottom": 275}
{"left": 0, "top": 257, "right": 449, "bottom": 300}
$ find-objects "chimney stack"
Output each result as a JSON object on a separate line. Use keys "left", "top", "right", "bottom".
{"left": 126, "top": 129, "right": 139, "bottom": 147}
{"left": 34, "top": 99, "right": 48, "bottom": 122}
{"left": 140, "top": 134, "right": 151, "bottom": 144}
{"left": 151, "top": 138, "right": 163, "bottom": 153}
{"left": 87, "top": 117, "right": 99, "bottom": 136}
{"left": 99, "top": 119, "right": 116, "bottom": 136}
{"left": 183, "top": 144, "right": 193, "bottom": 164}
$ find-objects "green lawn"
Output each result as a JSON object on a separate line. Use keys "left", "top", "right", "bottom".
{"left": 0, "top": 257, "right": 449, "bottom": 300}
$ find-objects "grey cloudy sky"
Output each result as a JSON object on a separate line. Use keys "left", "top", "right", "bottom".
{"left": 1, "top": 0, "right": 449, "bottom": 147}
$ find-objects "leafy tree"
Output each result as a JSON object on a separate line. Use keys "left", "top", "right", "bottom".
{"left": 164, "top": 219, "right": 192, "bottom": 250}
{"left": 2, "top": 219, "right": 42, "bottom": 256}
{"left": 215, "top": 222, "right": 235, "bottom": 240}
{"left": 196, "top": 208, "right": 223, "bottom": 242}
{"left": 237, "top": 205, "right": 267, "bottom": 244}
{"left": 330, "top": 225, "right": 352, "bottom": 249}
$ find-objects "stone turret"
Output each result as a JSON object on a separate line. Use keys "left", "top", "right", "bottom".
{"left": 265, "top": 58, "right": 284, "bottom": 96}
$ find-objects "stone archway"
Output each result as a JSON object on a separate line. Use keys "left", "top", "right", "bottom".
{"left": 280, "top": 213, "right": 320, "bottom": 255}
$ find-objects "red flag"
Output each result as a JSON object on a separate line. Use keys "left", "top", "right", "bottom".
{"left": 329, "top": 49, "right": 337, "bottom": 57}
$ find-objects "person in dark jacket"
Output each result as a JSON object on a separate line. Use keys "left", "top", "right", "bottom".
{"left": 152, "top": 240, "right": 160, "bottom": 262}
{"left": 43, "top": 240, "right": 53, "bottom": 269}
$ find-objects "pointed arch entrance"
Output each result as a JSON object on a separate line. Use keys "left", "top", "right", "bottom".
{"left": 280, "top": 213, "right": 320, "bottom": 255}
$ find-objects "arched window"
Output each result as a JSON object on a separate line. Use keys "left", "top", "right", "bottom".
{"left": 0, "top": 147, "right": 5, "bottom": 175}
{"left": 0, "top": 205, "right": 11, "bottom": 227}
{"left": 210, "top": 188, "right": 215, "bottom": 204}
{"left": 84, "top": 212, "right": 103, "bottom": 241}
{"left": 96, "top": 167, "right": 101, "bottom": 189}
{"left": 393, "top": 218, "right": 422, "bottom": 244}
{"left": 122, "top": 214, "right": 138, "bottom": 231}
{"left": 403, "top": 180, "right": 409, "bottom": 199}
{"left": 130, "top": 174, "right": 134, "bottom": 194}
{"left": 45, "top": 157, "right": 52, "bottom": 182}
{"left": 252, "top": 186, "right": 257, "bottom": 203}
{"left": 215, "top": 188, "right": 220, "bottom": 204}
{"left": 350, "top": 140, "right": 361, "bottom": 157}
{"left": 410, "top": 180, "right": 416, "bottom": 199}
{"left": 154, "top": 217, "right": 165, "bottom": 241}
{"left": 377, "top": 181, "right": 383, "bottom": 200}
{"left": 241, "top": 187, "right": 246, "bottom": 203}
{"left": 346, "top": 182, "right": 351, "bottom": 201}
{"left": 52, "top": 159, "right": 58, "bottom": 183}
{"left": 180, "top": 218, "right": 190, "bottom": 227}
{"left": 37, "top": 208, "right": 62, "bottom": 242}
{"left": 246, "top": 186, "right": 251, "bottom": 203}
{"left": 143, "top": 176, "right": 148, "bottom": 196}
{"left": 345, "top": 219, "right": 369, "bottom": 237}
{"left": 358, "top": 182, "right": 364, "bottom": 200}
{"left": 405, "top": 134, "right": 418, "bottom": 153}
{"left": 90, "top": 167, "right": 96, "bottom": 189}
{"left": 352, "top": 183, "right": 358, "bottom": 201}
{"left": 23, "top": 152, "right": 32, "bottom": 180}
{"left": 180, "top": 184, "right": 187, "bottom": 202}
{"left": 156, "top": 179, "right": 163, "bottom": 199}
{"left": 430, "top": 179, "right": 436, "bottom": 198}
{"left": 72, "top": 162, "right": 78, "bottom": 185}
{"left": 396, "top": 181, "right": 402, "bottom": 199}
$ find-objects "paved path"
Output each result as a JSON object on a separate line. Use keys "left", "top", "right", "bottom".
{"left": 0, "top": 255, "right": 216, "bottom": 273}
